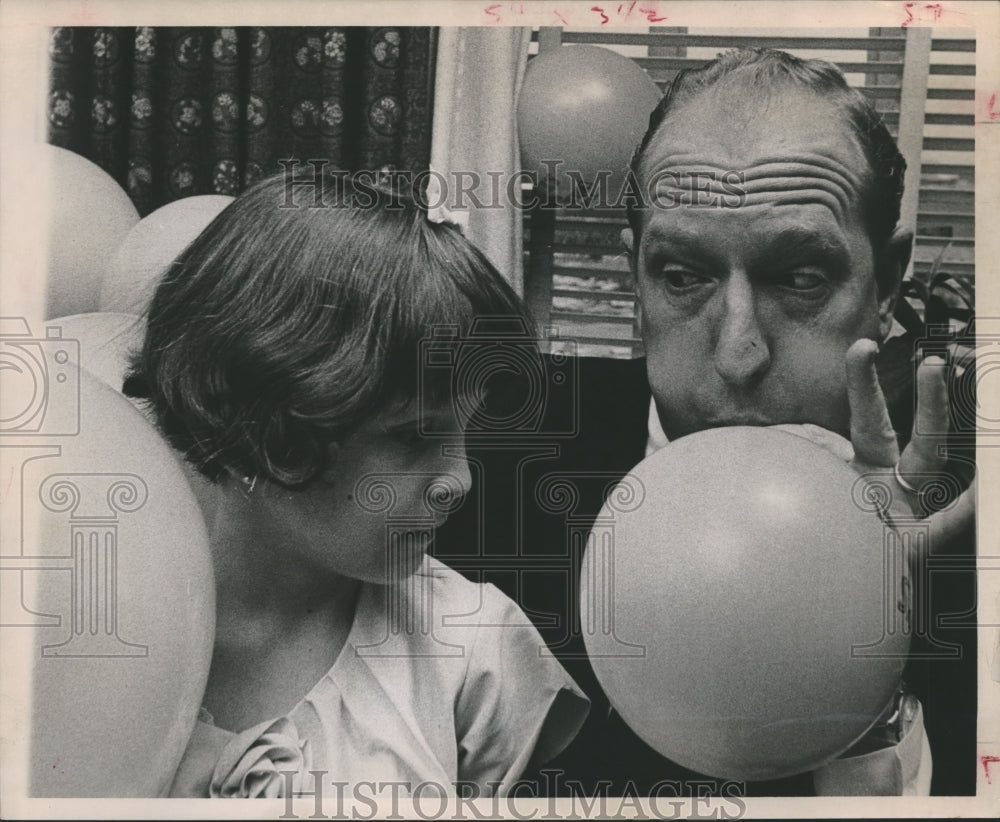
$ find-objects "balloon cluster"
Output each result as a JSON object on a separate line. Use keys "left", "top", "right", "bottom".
{"left": 18, "top": 145, "right": 225, "bottom": 795}
{"left": 39, "top": 144, "right": 232, "bottom": 320}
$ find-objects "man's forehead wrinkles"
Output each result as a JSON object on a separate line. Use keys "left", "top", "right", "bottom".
{"left": 738, "top": 189, "right": 847, "bottom": 218}
{"left": 644, "top": 148, "right": 865, "bottom": 190}
{"left": 741, "top": 176, "right": 851, "bottom": 218}
{"left": 649, "top": 174, "right": 850, "bottom": 223}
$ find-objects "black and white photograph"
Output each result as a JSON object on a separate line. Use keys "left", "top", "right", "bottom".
{"left": 0, "top": 0, "right": 996, "bottom": 818}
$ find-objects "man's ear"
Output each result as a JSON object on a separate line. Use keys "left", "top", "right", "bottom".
{"left": 876, "top": 225, "right": 913, "bottom": 340}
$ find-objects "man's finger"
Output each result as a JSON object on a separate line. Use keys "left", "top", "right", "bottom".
{"left": 846, "top": 338, "right": 899, "bottom": 468}
{"left": 898, "top": 356, "right": 949, "bottom": 479}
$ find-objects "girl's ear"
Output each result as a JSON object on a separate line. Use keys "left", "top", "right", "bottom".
{"left": 318, "top": 441, "right": 342, "bottom": 485}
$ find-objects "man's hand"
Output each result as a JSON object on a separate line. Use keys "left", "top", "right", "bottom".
{"left": 846, "top": 337, "right": 975, "bottom": 553}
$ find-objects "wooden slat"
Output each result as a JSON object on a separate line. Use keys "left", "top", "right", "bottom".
{"left": 921, "top": 163, "right": 974, "bottom": 175}
{"left": 635, "top": 57, "right": 904, "bottom": 75}
{"left": 552, "top": 334, "right": 640, "bottom": 347}
{"left": 552, "top": 309, "right": 635, "bottom": 323}
{"left": 530, "top": 29, "right": 973, "bottom": 52}
{"left": 913, "top": 260, "right": 974, "bottom": 276}
{"left": 915, "top": 235, "right": 975, "bottom": 246}
{"left": 557, "top": 31, "right": 908, "bottom": 51}
{"left": 923, "top": 136, "right": 975, "bottom": 152}
{"left": 555, "top": 213, "right": 628, "bottom": 226}
{"left": 926, "top": 88, "right": 975, "bottom": 100}
{"left": 883, "top": 112, "right": 976, "bottom": 127}
{"left": 918, "top": 208, "right": 974, "bottom": 220}
{"left": 553, "top": 244, "right": 627, "bottom": 257}
{"left": 924, "top": 113, "right": 976, "bottom": 127}
{"left": 553, "top": 287, "right": 635, "bottom": 301}
{"left": 918, "top": 188, "right": 974, "bottom": 207}
{"left": 930, "top": 39, "right": 976, "bottom": 52}
{"left": 657, "top": 80, "right": 902, "bottom": 99}
{"left": 928, "top": 63, "right": 976, "bottom": 76}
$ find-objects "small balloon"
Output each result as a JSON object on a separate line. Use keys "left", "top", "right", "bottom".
{"left": 517, "top": 45, "right": 661, "bottom": 199}
{"left": 24, "top": 369, "right": 214, "bottom": 796}
{"left": 100, "top": 195, "right": 234, "bottom": 315}
{"left": 39, "top": 145, "right": 140, "bottom": 319}
{"left": 582, "top": 426, "right": 909, "bottom": 781}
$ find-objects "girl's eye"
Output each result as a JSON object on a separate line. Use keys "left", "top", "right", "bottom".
{"left": 393, "top": 428, "right": 426, "bottom": 449}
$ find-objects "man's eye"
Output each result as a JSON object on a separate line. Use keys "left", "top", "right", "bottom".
{"left": 658, "top": 267, "right": 709, "bottom": 289}
{"left": 776, "top": 270, "right": 827, "bottom": 292}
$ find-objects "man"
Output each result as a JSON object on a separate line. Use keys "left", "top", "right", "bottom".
{"left": 436, "top": 48, "right": 975, "bottom": 796}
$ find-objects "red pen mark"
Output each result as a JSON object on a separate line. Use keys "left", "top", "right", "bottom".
{"left": 485, "top": 3, "right": 503, "bottom": 23}
{"left": 640, "top": 6, "right": 668, "bottom": 22}
{"left": 975, "top": 90, "right": 1000, "bottom": 122}
{"left": 902, "top": 2, "right": 948, "bottom": 26}
{"left": 592, "top": 6, "right": 610, "bottom": 25}
{"left": 981, "top": 754, "right": 1000, "bottom": 783}
{"left": 554, "top": 10, "right": 569, "bottom": 25}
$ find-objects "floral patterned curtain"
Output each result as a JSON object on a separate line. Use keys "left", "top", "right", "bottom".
{"left": 47, "top": 27, "right": 437, "bottom": 216}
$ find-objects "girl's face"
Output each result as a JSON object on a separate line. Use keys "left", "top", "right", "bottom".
{"left": 249, "top": 398, "right": 474, "bottom": 585}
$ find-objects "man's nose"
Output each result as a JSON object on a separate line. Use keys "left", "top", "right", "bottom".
{"left": 713, "top": 274, "right": 771, "bottom": 387}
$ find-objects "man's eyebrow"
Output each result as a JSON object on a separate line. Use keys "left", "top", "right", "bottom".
{"left": 641, "top": 226, "right": 713, "bottom": 254}
{"left": 761, "top": 227, "right": 850, "bottom": 262}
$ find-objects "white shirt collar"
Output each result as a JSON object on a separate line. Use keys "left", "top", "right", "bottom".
{"left": 645, "top": 397, "right": 669, "bottom": 458}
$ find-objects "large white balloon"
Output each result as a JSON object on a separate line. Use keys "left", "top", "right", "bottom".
{"left": 582, "top": 426, "right": 909, "bottom": 781}
{"left": 40, "top": 145, "right": 140, "bottom": 320}
{"left": 46, "top": 312, "right": 144, "bottom": 395}
{"left": 100, "top": 195, "right": 234, "bottom": 315}
{"left": 25, "top": 369, "right": 215, "bottom": 796}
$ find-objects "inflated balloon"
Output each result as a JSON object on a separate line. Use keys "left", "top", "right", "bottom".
{"left": 517, "top": 45, "right": 661, "bottom": 198}
{"left": 47, "top": 312, "right": 144, "bottom": 394}
{"left": 100, "top": 195, "right": 234, "bottom": 314}
{"left": 39, "top": 144, "right": 140, "bottom": 319}
{"left": 24, "top": 369, "right": 214, "bottom": 796}
{"left": 582, "top": 426, "right": 910, "bottom": 781}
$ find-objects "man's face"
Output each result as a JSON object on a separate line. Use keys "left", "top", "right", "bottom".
{"left": 628, "top": 88, "right": 903, "bottom": 440}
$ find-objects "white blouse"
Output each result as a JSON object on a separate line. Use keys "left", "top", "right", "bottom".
{"left": 169, "top": 557, "right": 589, "bottom": 798}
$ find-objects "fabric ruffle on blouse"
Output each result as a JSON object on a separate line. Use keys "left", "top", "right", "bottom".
{"left": 169, "top": 558, "right": 589, "bottom": 798}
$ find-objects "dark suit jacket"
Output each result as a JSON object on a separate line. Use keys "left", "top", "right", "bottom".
{"left": 434, "top": 354, "right": 976, "bottom": 796}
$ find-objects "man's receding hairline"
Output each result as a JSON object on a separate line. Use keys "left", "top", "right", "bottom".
{"left": 635, "top": 82, "right": 871, "bottom": 185}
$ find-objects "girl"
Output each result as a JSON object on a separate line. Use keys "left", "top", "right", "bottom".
{"left": 125, "top": 171, "right": 588, "bottom": 798}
